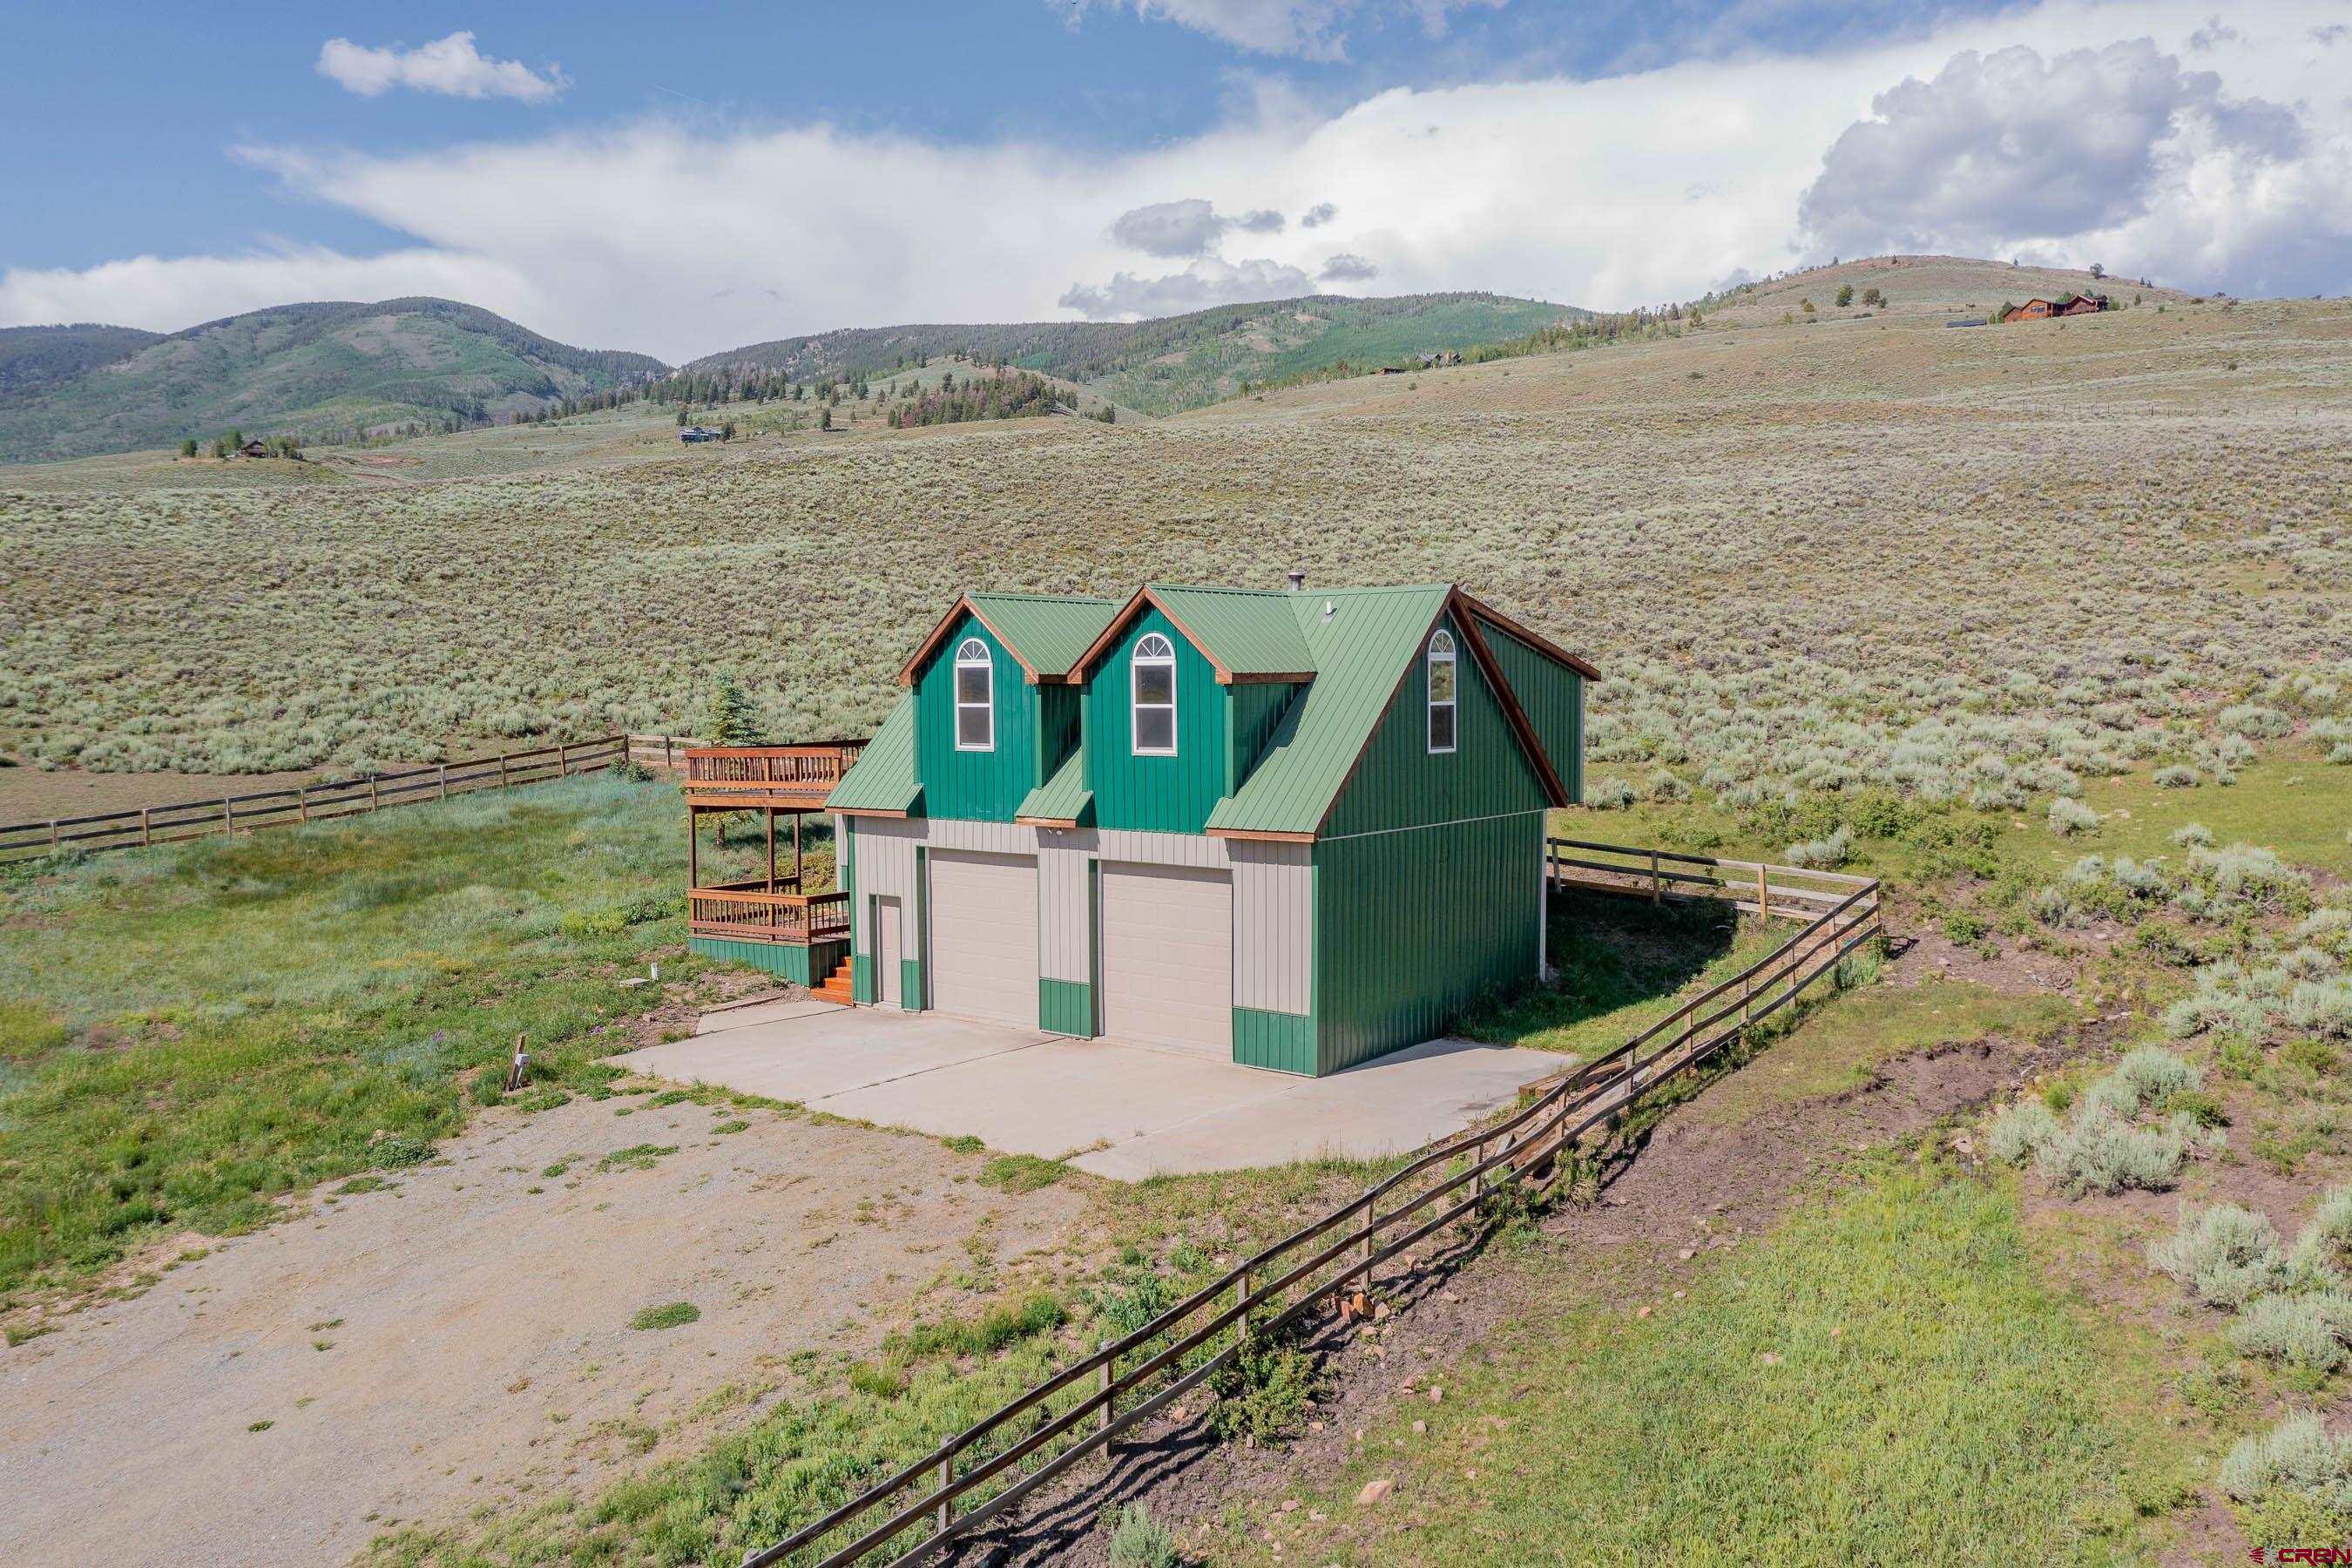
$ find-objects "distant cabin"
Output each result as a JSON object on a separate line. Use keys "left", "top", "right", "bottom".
{"left": 237, "top": 439, "right": 271, "bottom": 458}
{"left": 2001, "top": 294, "right": 2107, "bottom": 324}
{"left": 679, "top": 426, "right": 724, "bottom": 443}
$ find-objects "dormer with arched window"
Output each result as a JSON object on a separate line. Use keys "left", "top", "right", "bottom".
{"left": 1426, "top": 628, "right": 1456, "bottom": 754}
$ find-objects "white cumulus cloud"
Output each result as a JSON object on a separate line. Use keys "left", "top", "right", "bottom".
{"left": 1059, "top": 257, "right": 1315, "bottom": 319}
{"left": 316, "top": 31, "right": 568, "bottom": 103}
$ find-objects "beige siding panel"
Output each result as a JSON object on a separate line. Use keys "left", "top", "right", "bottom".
{"left": 1099, "top": 864, "right": 1233, "bottom": 1056}
{"left": 929, "top": 819, "right": 1037, "bottom": 855}
{"left": 1096, "top": 828, "right": 1230, "bottom": 868}
{"left": 929, "top": 850, "right": 1040, "bottom": 1027}
{"left": 1228, "top": 837, "right": 1313, "bottom": 1014}
{"left": 1037, "top": 838, "right": 1092, "bottom": 983}
{"left": 850, "top": 819, "right": 923, "bottom": 959}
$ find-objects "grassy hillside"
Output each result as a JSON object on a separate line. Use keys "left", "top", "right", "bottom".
{"left": 0, "top": 299, "right": 667, "bottom": 463}
{"left": 1705, "top": 253, "right": 2194, "bottom": 326}
{"left": 680, "top": 291, "right": 1579, "bottom": 415}
{"left": 0, "top": 285, "right": 2345, "bottom": 780}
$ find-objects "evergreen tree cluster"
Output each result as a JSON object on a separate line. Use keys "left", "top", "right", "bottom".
{"left": 886, "top": 370, "right": 1071, "bottom": 429}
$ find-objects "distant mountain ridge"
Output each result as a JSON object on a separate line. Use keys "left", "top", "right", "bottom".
{"left": 0, "top": 299, "right": 666, "bottom": 464}
{"left": 680, "top": 292, "right": 1586, "bottom": 416}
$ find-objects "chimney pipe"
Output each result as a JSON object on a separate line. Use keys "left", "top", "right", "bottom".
{"left": 1285, "top": 570, "right": 1306, "bottom": 593}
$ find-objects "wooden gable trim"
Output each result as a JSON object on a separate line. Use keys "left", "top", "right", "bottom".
{"left": 895, "top": 596, "right": 1044, "bottom": 687}
{"left": 832, "top": 805, "right": 913, "bottom": 819}
{"left": 1455, "top": 591, "right": 1602, "bottom": 681}
{"left": 1309, "top": 591, "right": 1568, "bottom": 836}
{"left": 1066, "top": 587, "right": 1242, "bottom": 686}
{"left": 1206, "top": 827, "right": 1316, "bottom": 843}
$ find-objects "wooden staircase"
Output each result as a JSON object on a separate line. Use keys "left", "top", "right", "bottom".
{"left": 814, "top": 951, "right": 856, "bottom": 1005}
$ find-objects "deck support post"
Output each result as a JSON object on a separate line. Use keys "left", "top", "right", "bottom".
{"left": 688, "top": 808, "right": 700, "bottom": 894}
{"left": 793, "top": 812, "right": 802, "bottom": 887}
{"left": 765, "top": 809, "right": 777, "bottom": 896}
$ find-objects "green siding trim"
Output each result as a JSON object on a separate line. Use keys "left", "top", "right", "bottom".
{"left": 1481, "top": 623, "right": 1585, "bottom": 804}
{"left": 1321, "top": 611, "right": 1547, "bottom": 839}
{"left": 1233, "top": 1008, "right": 1315, "bottom": 1074}
{"left": 1085, "top": 605, "right": 1231, "bottom": 834}
{"left": 1314, "top": 813, "right": 1544, "bottom": 1074}
{"left": 691, "top": 936, "right": 848, "bottom": 987}
{"left": 1039, "top": 977, "right": 1095, "bottom": 1037}
{"left": 914, "top": 612, "right": 1038, "bottom": 821}
{"left": 901, "top": 959, "right": 925, "bottom": 1010}
{"left": 852, "top": 952, "right": 877, "bottom": 1005}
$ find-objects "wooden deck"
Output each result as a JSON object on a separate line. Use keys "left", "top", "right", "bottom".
{"left": 680, "top": 741, "right": 866, "bottom": 810}
{"left": 688, "top": 882, "right": 852, "bottom": 944}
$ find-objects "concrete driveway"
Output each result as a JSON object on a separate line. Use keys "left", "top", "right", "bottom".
{"left": 614, "top": 1003, "right": 1565, "bottom": 1180}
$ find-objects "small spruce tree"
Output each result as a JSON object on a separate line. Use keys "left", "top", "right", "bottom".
{"left": 707, "top": 674, "right": 759, "bottom": 746}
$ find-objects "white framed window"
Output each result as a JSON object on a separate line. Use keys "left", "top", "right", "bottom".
{"left": 954, "top": 637, "right": 993, "bottom": 751}
{"left": 1132, "top": 632, "right": 1177, "bottom": 755}
{"left": 1427, "top": 629, "right": 1457, "bottom": 754}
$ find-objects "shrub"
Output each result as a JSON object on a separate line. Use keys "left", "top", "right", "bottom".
{"left": 1104, "top": 1504, "right": 1182, "bottom": 1568}
{"left": 2036, "top": 1110, "right": 2186, "bottom": 1197}
{"left": 2046, "top": 797, "right": 2100, "bottom": 836}
{"left": 629, "top": 1301, "right": 701, "bottom": 1331}
{"left": 2153, "top": 766, "right": 2199, "bottom": 788}
{"left": 2219, "top": 1412, "right": 2352, "bottom": 1541}
{"left": 2150, "top": 1203, "right": 2291, "bottom": 1308}
{"left": 1208, "top": 1330, "right": 1320, "bottom": 1443}
{"left": 1784, "top": 826, "right": 1853, "bottom": 869}
{"left": 2227, "top": 1293, "right": 2352, "bottom": 1373}
{"left": 1985, "top": 1100, "right": 2060, "bottom": 1164}
{"left": 2112, "top": 1046, "right": 2200, "bottom": 1104}
{"left": 2173, "top": 822, "right": 2215, "bottom": 848}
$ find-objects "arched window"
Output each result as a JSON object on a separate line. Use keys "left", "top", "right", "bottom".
{"left": 954, "top": 637, "right": 993, "bottom": 751}
{"left": 1132, "top": 632, "right": 1177, "bottom": 755}
{"left": 1427, "top": 629, "right": 1457, "bottom": 754}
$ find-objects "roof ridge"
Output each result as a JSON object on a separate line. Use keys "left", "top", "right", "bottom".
{"left": 970, "top": 590, "right": 1123, "bottom": 604}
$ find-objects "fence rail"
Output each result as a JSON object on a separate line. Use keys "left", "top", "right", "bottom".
{"left": 1, "top": 734, "right": 649, "bottom": 862}
{"left": 688, "top": 887, "right": 852, "bottom": 944}
{"left": 1544, "top": 835, "right": 1871, "bottom": 921}
{"left": 740, "top": 843, "right": 1884, "bottom": 1568}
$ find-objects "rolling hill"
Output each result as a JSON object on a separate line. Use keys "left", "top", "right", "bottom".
{"left": 1702, "top": 253, "right": 2193, "bottom": 325}
{"left": 0, "top": 300, "right": 667, "bottom": 463}
{"left": 679, "top": 291, "right": 1584, "bottom": 416}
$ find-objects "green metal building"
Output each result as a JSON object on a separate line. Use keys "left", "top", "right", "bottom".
{"left": 824, "top": 579, "right": 1593, "bottom": 1076}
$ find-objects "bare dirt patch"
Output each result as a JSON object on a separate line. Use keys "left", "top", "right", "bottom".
{"left": 0, "top": 1092, "right": 1089, "bottom": 1567}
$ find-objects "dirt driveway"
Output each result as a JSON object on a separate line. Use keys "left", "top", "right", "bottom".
{"left": 0, "top": 1092, "right": 1087, "bottom": 1567}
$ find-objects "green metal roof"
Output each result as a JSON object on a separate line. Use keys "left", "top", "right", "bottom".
{"left": 968, "top": 593, "right": 1122, "bottom": 680}
{"left": 1015, "top": 748, "right": 1092, "bottom": 826}
{"left": 1205, "top": 585, "right": 1456, "bottom": 836}
{"left": 1147, "top": 586, "right": 1315, "bottom": 679}
{"left": 825, "top": 694, "right": 921, "bottom": 814}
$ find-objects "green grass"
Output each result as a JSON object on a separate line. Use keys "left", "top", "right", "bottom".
{"left": 1690, "top": 978, "right": 2084, "bottom": 1125}
{"left": 1997, "top": 754, "right": 2352, "bottom": 882}
{"left": 0, "top": 774, "right": 720, "bottom": 1298}
{"left": 628, "top": 1301, "right": 701, "bottom": 1332}
{"left": 1275, "top": 1166, "right": 2189, "bottom": 1565}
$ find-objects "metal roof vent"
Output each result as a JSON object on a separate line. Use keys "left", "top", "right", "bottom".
{"left": 1321, "top": 598, "right": 1335, "bottom": 622}
{"left": 1286, "top": 569, "right": 1306, "bottom": 593}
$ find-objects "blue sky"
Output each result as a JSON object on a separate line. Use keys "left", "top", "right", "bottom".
{"left": 3, "top": 0, "right": 2345, "bottom": 357}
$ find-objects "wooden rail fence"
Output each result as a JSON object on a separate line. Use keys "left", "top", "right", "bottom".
{"left": 1544, "top": 835, "right": 1875, "bottom": 923}
{"left": 737, "top": 845, "right": 1885, "bottom": 1567}
{"left": 0, "top": 733, "right": 652, "bottom": 863}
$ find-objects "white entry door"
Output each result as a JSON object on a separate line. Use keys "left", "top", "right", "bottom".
{"left": 927, "top": 851, "right": 1038, "bottom": 1027}
{"left": 875, "top": 896, "right": 902, "bottom": 1007}
{"left": 1098, "top": 864, "right": 1233, "bottom": 1056}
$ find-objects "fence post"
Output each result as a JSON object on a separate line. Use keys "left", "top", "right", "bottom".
{"left": 935, "top": 1449, "right": 953, "bottom": 1536}
{"left": 1098, "top": 1338, "right": 1116, "bottom": 1453}
{"left": 499, "top": 754, "right": 510, "bottom": 791}
{"left": 223, "top": 797, "right": 234, "bottom": 837}
{"left": 1235, "top": 1267, "right": 1251, "bottom": 1349}
{"left": 1755, "top": 865, "right": 1770, "bottom": 923}
{"left": 439, "top": 762, "right": 449, "bottom": 801}
{"left": 297, "top": 783, "right": 308, "bottom": 823}
{"left": 558, "top": 740, "right": 570, "bottom": 777}
{"left": 1650, "top": 848, "right": 1663, "bottom": 904}
{"left": 141, "top": 807, "right": 152, "bottom": 848}
{"left": 50, "top": 819, "right": 60, "bottom": 852}
{"left": 664, "top": 735, "right": 674, "bottom": 769}
{"left": 368, "top": 774, "right": 380, "bottom": 813}
{"left": 1359, "top": 1195, "right": 1376, "bottom": 1294}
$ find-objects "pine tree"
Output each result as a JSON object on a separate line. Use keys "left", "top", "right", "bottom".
{"left": 707, "top": 674, "right": 759, "bottom": 746}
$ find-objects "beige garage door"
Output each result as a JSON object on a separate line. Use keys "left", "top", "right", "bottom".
{"left": 928, "top": 851, "right": 1038, "bottom": 1027}
{"left": 1099, "top": 864, "right": 1233, "bottom": 1056}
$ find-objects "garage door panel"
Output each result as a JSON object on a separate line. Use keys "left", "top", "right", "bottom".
{"left": 1100, "top": 864, "right": 1232, "bottom": 1056}
{"left": 929, "top": 852, "right": 1038, "bottom": 1028}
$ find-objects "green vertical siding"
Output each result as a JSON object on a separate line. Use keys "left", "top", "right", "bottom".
{"left": 1039, "top": 977, "right": 1095, "bottom": 1036}
{"left": 914, "top": 612, "right": 1037, "bottom": 821}
{"left": 900, "top": 960, "right": 924, "bottom": 1008}
{"left": 1482, "top": 625, "right": 1584, "bottom": 803}
{"left": 1233, "top": 1008, "right": 1315, "bottom": 1073}
{"left": 689, "top": 936, "right": 846, "bottom": 986}
{"left": 1321, "top": 612, "right": 1547, "bottom": 838}
{"left": 1037, "top": 682, "right": 1082, "bottom": 792}
{"left": 1085, "top": 606, "right": 1230, "bottom": 833}
{"left": 1314, "top": 813, "right": 1544, "bottom": 1074}
{"left": 1226, "top": 680, "right": 1299, "bottom": 797}
{"left": 852, "top": 952, "right": 877, "bottom": 1004}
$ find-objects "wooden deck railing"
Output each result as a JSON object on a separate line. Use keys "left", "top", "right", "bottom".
{"left": 734, "top": 845, "right": 1885, "bottom": 1568}
{"left": 688, "top": 888, "right": 851, "bottom": 944}
{"left": 682, "top": 742, "right": 867, "bottom": 799}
